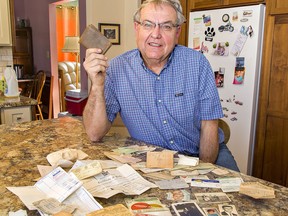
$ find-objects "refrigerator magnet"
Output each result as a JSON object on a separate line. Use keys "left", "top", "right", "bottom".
{"left": 212, "top": 42, "right": 229, "bottom": 56}
{"left": 215, "top": 70, "right": 224, "bottom": 88}
{"left": 193, "top": 37, "right": 201, "bottom": 50}
{"left": 233, "top": 67, "right": 245, "bottom": 85}
{"left": 243, "top": 10, "right": 253, "bottom": 17}
{"left": 232, "top": 12, "right": 238, "bottom": 21}
{"left": 205, "top": 27, "right": 216, "bottom": 41}
{"left": 202, "top": 14, "right": 211, "bottom": 26}
{"left": 222, "top": 14, "right": 230, "bottom": 22}
{"left": 200, "top": 42, "right": 209, "bottom": 54}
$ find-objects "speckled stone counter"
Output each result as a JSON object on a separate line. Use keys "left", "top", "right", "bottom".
{"left": 0, "top": 95, "right": 37, "bottom": 108}
{"left": 0, "top": 117, "right": 287, "bottom": 215}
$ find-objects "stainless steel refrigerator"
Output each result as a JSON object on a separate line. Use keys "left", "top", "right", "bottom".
{"left": 188, "top": 4, "right": 265, "bottom": 174}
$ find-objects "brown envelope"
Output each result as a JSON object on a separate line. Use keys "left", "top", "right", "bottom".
{"left": 146, "top": 151, "right": 174, "bottom": 169}
{"left": 79, "top": 24, "right": 112, "bottom": 54}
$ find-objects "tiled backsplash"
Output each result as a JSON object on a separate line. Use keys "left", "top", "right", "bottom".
{"left": 0, "top": 47, "right": 13, "bottom": 77}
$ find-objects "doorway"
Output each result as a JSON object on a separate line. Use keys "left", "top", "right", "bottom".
{"left": 49, "top": 0, "right": 84, "bottom": 117}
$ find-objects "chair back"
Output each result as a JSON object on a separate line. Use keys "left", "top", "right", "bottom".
{"left": 30, "top": 70, "right": 46, "bottom": 102}
{"left": 218, "top": 119, "right": 230, "bottom": 144}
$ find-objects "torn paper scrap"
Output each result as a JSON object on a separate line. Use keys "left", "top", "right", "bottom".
{"left": 86, "top": 204, "right": 133, "bottom": 216}
{"left": 46, "top": 148, "right": 88, "bottom": 167}
{"left": 177, "top": 154, "right": 199, "bottom": 166}
{"left": 239, "top": 182, "right": 275, "bottom": 199}
{"left": 8, "top": 209, "right": 28, "bottom": 216}
{"left": 33, "top": 198, "right": 77, "bottom": 215}
{"left": 70, "top": 160, "right": 102, "bottom": 180}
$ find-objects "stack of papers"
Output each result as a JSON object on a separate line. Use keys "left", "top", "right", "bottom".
{"left": 7, "top": 167, "right": 102, "bottom": 215}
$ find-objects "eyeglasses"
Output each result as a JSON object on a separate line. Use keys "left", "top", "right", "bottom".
{"left": 136, "top": 20, "right": 179, "bottom": 32}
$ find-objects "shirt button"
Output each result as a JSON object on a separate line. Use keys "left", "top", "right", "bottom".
{"left": 163, "top": 120, "right": 167, "bottom": 124}
{"left": 157, "top": 76, "right": 160, "bottom": 80}
{"left": 158, "top": 99, "right": 162, "bottom": 103}
{"left": 170, "top": 140, "right": 174, "bottom": 144}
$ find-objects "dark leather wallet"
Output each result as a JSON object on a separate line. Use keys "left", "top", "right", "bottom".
{"left": 79, "top": 24, "right": 112, "bottom": 54}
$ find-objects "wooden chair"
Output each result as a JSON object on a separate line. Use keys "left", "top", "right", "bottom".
{"left": 218, "top": 119, "right": 230, "bottom": 144}
{"left": 30, "top": 70, "right": 46, "bottom": 120}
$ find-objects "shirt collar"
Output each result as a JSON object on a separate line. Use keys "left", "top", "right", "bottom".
{"left": 138, "top": 46, "right": 177, "bottom": 73}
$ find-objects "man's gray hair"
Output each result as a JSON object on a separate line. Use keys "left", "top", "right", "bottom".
{"left": 134, "top": 0, "right": 186, "bottom": 26}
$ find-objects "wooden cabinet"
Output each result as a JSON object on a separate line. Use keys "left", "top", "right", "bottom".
{"left": 178, "top": 0, "right": 187, "bottom": 46}
{"left": 227, "top": 0, "right": 265, "bottom": 5}
{"left": 252, "top": 0, "right": 288, "bottom": 187}
{"left": 185, "top": 0, "right": 265, "bottom": 45}
{"left": 188, "top": 0, "right": 264, "bottom": 9}
{"left": 13, "top": 27, "right": 34, "bottom": 77}
{"left": 0, "top": 106, "right": 31, "bottom": 124}
{"left": 0, "top": 0, "right": 12, "bottom": 45}
{"left": 189, "top": 0, "right": 224, "bottom": 9}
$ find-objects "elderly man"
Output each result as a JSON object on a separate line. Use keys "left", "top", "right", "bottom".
{"left": 83, "top": 0, "right": 239, "bottom": 171}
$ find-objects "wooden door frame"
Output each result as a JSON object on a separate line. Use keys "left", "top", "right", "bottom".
{"left": 252, "top": 0, "right": 276, "bottom": 178}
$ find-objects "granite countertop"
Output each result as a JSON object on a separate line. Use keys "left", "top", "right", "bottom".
{"left": 0, "top": 95, "right": 37, "bottom": 108}
{"left": 0, "top": 117, "right": 287, "bottom": 215}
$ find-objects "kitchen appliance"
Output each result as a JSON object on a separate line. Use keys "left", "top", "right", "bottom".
{"left": 4, "top": 66, "right": 19, "bottom": 97}
{"left": 13, "top": 64, "right": 24, "bottom": 79}
{"left": 188, "top": 4, "right": 265, "bottom": 174}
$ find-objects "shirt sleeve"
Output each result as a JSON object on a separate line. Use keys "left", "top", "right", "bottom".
{"left": 104, "top": 71, "right": 120, "bottom": 123}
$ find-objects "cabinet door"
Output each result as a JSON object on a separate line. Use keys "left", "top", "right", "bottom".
{"left": 0, "top": 0, "right": 12, "bottom": 45}
{"left": 14, "top": 28, "right": 33, "bottom": 55}
{"left": 253, "top": 0, "right": 288, "bottom": 187}
{"left": 1, "top": 106, "right": 32, "bottom": 125}
{"left": 190, "top": 0, "right": 223, "bottom": 9}
{"left": 227, "top": 0, "right": 265, "bottom": 5}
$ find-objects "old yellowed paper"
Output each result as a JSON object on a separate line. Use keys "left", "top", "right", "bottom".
{"left": 33, "top": 198, "right": 76, "bottom": 215}
{"left": 70, "top": 161, "right": 102, "bottom": 180}
{"left": 46, "top": 148, "right": 88, "bottom": 167}
{"left": 239, "top": 182, "right": 275, "bottom": 199}
{"left": 146, "top": 151, "right": 174, "bottom": 169}
{"left": 86, "top": 204, "right": 132, "bottom": 216}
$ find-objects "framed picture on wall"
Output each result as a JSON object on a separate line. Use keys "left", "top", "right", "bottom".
{"left": 98, "top": 23, "right": 120, "bottom": 45}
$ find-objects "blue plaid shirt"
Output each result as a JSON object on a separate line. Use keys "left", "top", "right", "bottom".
{"left": 105, "top": 45, "right": 224, "bottom": 155}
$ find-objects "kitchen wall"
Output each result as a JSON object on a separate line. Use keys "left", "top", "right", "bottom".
{"left": 86, "top": 0, "right": 140, "bottom": 59}
{"left": 12, "top": 0, "right": 140, "bottom": 75}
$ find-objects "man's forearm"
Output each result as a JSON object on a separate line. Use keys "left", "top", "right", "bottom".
{"left": 199, "top": 120, "right": 219, "bottom": 163}
{"left": 83, "top": 86, "right": 111, "bottom": 141}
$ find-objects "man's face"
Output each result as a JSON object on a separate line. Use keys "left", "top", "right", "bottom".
{"left": 134, "top": 3, "right": 181, "bottom": 66}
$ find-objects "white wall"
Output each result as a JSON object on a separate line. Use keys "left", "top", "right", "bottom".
{"left": 86, "top": 0, "right": 140, "bottom": 59}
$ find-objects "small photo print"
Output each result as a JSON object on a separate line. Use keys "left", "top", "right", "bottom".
{"left": 233, "top": 67, "right": 245, "bottom": 84}
{"left": 172, "top": 201, "right": 205, "bottom": 216}
{"left": 193, "top": 37, "right": 201, "bottom": 50}
{"left": 194, "top": 192, "right": 231, "bottom": 204}
{"left": 215, "top": 67, "right": 225, "bottom": 88}
{"left": 167, "top": 189, "right": 191, "bottom": 202}
{"left": 218, "top": 204, "right": 239, "bottom": 216}
{"left": 202, "top": 207, "right": 220, "bottom": 216}
{"left": 236, "top": 57, "right": 245, "bottom": 67}
{"left": 213, "top": 42, "right": 229, "bottom": 56}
